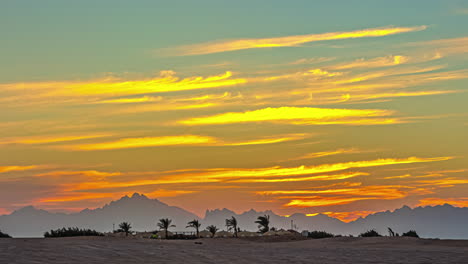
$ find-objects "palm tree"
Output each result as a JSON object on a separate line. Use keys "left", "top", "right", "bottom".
{"left": 119, "top": 222, "right": 132, "bottom": 236}
{"left": 206, "top": 225, "right": 219, "bottom": 238}
{"left": 255, "top": 215, "right": 270, "bottom": 233}
{"left": 187, "top": 219, "right": 201, "bottom": 238}
{"left": 157, "top": 218, "right": 176, "bottom": 239}
{"left": 225, "top": 216, "right": 238, "bottom": 238}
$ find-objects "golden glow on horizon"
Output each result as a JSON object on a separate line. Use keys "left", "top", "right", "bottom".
{"left": 165, "top": 26, "right": 427, "bottom": 55}
{"left": 418, "top": 198, "right": 468, "bottom": 207}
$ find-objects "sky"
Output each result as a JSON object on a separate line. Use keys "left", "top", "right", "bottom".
{"left": 1, "top": 0, "right": 468, "bottom": 222}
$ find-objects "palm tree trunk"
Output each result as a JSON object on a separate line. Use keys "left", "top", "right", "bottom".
{"left": 165, "top": 229, "right": 168, "bottom": 239}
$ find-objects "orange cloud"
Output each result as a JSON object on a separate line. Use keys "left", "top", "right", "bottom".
{"left": 36, "top": 170, "right": 122, "bottom": 178}
{"left": 178, "top": 106, "right": 398, "bottom": 126}
{"left": 258, "top": 185, "right": 408, "bottom": 198}
{"left": 165, "top": 26, "right": 427, "bottom": 55}
{"left": 320, "top": 211, "right": 379, "bottom": 222}
{"left": 0, "top": 165, "right": 39, "bottom": 174}
{"left": 283, "top": 185, "right": 408, "bottom": 208}
{"left": 418, "top": 198, "right": 468, "bottom": 207}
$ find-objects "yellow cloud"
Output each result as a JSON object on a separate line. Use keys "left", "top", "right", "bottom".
{"left": 0, "top": 134, "right": 110, "bottom": 145}
{"left": 330, "top": 55, "right": 409, "bottom": 70}
{"left": 285, "top": 148, "right": 360, "bottom": 161}
{"left": 65, "top": 134, "right": 308, "bottom": 151}
{"left": 225, "top": 134, "right": 308, "bottom": 146}
{"left": 1, "top": 71, "right": 246, "bottom": 98}
{"left": 235, "top": 172, "right": 368, "bottom": 183}
{"left": 165, "top": 26, "right": 427, "bottom": 55}
{"left": 155, "top": 156, "right": 452, "bottom": 184}
{"left": 96, "top": 96, "right": 161, "bottom": 104}
{"left": 68, "top": 135, "right": 218, "bottom": 150}
{"left": 178, "top": 106, "right": 398, "bottom": 126}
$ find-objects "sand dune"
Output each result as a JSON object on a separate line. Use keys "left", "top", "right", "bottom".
{"left": 1, "top": 237, "right": 468, "bottom": 264}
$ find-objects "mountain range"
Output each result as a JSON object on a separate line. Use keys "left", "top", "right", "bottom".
{"left": 1, "top": 193, "right": 467, "bottom": 239}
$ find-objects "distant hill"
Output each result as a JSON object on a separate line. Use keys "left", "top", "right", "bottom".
{"left": 1, "top": 193, "right": 467, "bottom": 238}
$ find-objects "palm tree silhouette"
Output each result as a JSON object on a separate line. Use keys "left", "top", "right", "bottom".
{"left": 118, "top": 222, "right": 132, "bottom": 236}
{"left": 225, "top": 216, "right": 239, "bottom": 238}
{"left": 187, "top": 219, "right": 201, "bottom": 238}
{"left": 157, "top": 218, "right": 176, "bottom": 239}
{"left": 255, "top": 215, "right": 270, "bottom": 233}
{"left": 206, "top": 225, "right": 219, "bottom": 238}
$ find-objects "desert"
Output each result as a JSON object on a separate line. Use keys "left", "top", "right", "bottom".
{"left": 2, "top": 236, "right": 468, "bottom": 264}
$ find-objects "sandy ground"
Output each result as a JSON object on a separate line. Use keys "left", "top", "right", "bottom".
{"left": 1, "top": 236, "right": 468, "bottom": 264}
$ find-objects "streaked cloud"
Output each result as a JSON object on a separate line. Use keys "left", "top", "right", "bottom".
{"left": 285, "top": 148, "right": 361, "bottom": 162}
{"left": 36, "top": 170, "right": 122, "bottom": 178}
{"left": 330, "top": 55, "right": 409, "bottom": 70}
{"left": 0, "top": 71, "right": 247, "bottom": 100}
{"left": 0, "top": 134, "right": 111, "bottom": 145}
{"left": 66, "top": 135, "right": 218, "bottom": 150}
{"left": 178, "top": 106, "right": 399, "bottom": 126}
{"left": 163, "top": 26, "right": 427, "bottom": 55}
{"left": 95, "top": 96, "right": 161, "bottom": 104}
{"left": 236, "top": 172, "right": 368, "bottom": 183}
{"left": 0, "top": 165, "right": 39, "bottom": 174}
{"left": 64, "top": 133, "right": 309, "bottom": 151}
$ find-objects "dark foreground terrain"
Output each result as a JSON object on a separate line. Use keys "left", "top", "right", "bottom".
{"left": 1, "top": 236, "right": 468, "bottom": 264}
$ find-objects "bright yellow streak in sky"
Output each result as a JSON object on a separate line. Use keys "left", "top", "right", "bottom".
{"left": 178, "top": 106, "right": 396, "bottom": 125}
{"left": 167, "top": 26, "right": 427, "bottom": 55}
{"left": 2, "top": 71, "right": 247, "bottom": 98}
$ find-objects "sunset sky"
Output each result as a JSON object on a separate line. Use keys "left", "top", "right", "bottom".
{"left": 1, "top": 0, "right": 468, "bottom": 222}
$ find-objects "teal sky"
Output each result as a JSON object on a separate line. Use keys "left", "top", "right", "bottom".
{"left": 1, "top": 0, "right": 468, "bottom": 221}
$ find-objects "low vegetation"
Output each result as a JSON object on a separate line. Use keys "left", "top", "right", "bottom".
{"left": 359, "top": 229, "right": 382, "bottom": 237}
{"left": 0, "top": 230, "right": 11, "bottom": 238}
{"left": 402, "top": 230, "right": 419, "bottom": 238}
{"left": 44, "top": 227, "right": 103, "bottom": 238}
{"left": 307, "top": 230, "right": 335, "bottom": 239}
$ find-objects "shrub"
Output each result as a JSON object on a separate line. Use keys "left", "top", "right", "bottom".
{"left": 44, "top": 227, "right": 103, "bottom": 238}
{"left": 0, "top": 230, "right": 11, "bottom": 238}
{"left": 308, "top": 231, "right": 335, "bottom": 239}
{"left": 359, "top": 229, "right": 382, "bottom": 237}
{"left": 402, "top": 230, "right": 419, "bottom": 238}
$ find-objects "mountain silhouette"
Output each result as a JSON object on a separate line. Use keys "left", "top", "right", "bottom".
{"left": 1, "top": 193, "right": 467, "bottom": 238}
